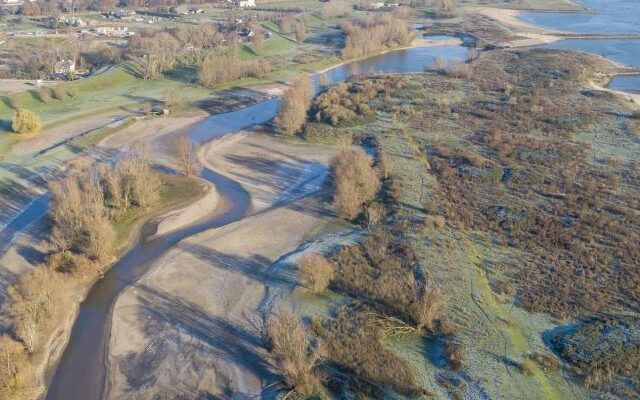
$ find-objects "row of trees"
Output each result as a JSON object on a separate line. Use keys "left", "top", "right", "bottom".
{"left": 196, "top": 50, "right": 270, "bottom": 87}
{"left": 0, "top": 152, "right": 162, "bottom": 398}
{"left": 51, "top": 152, "right": 159, "bottom": 260}
{"left": 341, "top": 14, "right": 414, "bottom": 59}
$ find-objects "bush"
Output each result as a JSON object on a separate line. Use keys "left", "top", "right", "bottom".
{"left": 11, "top": 108, "right": 41, "bottom": 135}
{"left": 331, "top": 148, "right": 380, "bottom": 220}
{"left": 444, "top": 338, "right": 465, "bottom": 370}
{"left": 52, "top": 83, "right": 66, "bottom": 101}
{"left": 298, "top": 253, "right": 335, "bottom": 293}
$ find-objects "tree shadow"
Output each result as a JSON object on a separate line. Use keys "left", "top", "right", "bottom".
{"left": 193, "top": 87, "right": 273, "bottom": 115}
{"left": 119, "top": 284, "right": 279, "bottom": 396}
{"left": 177, "top": 243, "right": 296, "bottom": 287}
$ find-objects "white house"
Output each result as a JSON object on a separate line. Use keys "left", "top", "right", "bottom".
{"left": 54, "top": 59, "right": 75, "bottom": 75}
{"left": 237, "top": 0, "right": 255, "bottom": 9}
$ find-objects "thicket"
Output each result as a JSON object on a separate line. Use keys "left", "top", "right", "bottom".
{"left": 307, "top": 229, "right": 453, "bottom": 397}
{"left": 311, "top": 76, "right": 407, "bottom": 127}
{"left": 552, "top": 316, "right": 640, "bottom": 391}
{"left": 0, "top": 153, "right": 161, "bottom": 398}
{"left": 51, "top": 153, "right": 158, "bottom": 260}
{"left": 322, "top": 0, "right": 353, "bottom": 18}
{"left": 341, "top": 14, "right": 414, "bottom": 59}
{"left": 197, "top": 50, "right": 269, "bottom": 87}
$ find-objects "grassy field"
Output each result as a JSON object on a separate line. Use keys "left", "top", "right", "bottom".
{"left": 112, "top": 172, "right": 204, "bottom": 245}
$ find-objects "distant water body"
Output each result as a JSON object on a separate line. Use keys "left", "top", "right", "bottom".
{"left": 520, "top": 0, "right": 640, "bottom": 34}
{"left": 521, "top": 0, "right": 640, "bottom": 91}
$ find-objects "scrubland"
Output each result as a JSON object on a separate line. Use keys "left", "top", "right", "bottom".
{"left": 271, "top": 47, "right": 639, "bottom": 399}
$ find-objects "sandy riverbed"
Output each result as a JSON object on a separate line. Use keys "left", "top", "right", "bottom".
{"left": 106, "top": 132, "right": 342, "bottom": 399}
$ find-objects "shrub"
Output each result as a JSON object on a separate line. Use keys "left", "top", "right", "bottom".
{"left": 519, "top": 358, "right": 535, "bottom": 376}
{"left": 331, "top": 148, "right": 380, "bottom": 220}
{"left": 11, "top": 109, "right": 41, "bottom": 135}
{"left": 267, "top": 309, "right": 324, "bottom": 398}
{"left": 52, "top": 83, "right": 66, "bottom": 101}
{"left": 413, "top": 284, "right": 448, "bottom": 332}
{"left": 298, "top": 253, "right": 335, "bottom": 293}
{"left": 525, "top": 352, "right": 560, "bottom": 372}
{"left": 444, "top": 338, "right": 465, "bottom": 370}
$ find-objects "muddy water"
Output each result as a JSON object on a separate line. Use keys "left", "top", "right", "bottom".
{"left": 46, "top": 44, "right": 467, "bottom": 400}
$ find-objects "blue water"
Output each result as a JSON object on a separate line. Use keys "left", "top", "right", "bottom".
{"left": 609, "top": 74, "right": 640, "bottom": 94}
{"left": 540, "top": 38, "right": 640, "bottom": 68}
{"left": 520, "top": 0, "right": 640, "bottom": 34}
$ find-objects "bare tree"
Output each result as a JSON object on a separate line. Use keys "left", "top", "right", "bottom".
{"left": 274, "top": 76, "right": 314, "bottom": 136}
{"left": 294, "top": 22, "right": 306, "bottom": 43}
{"left": 331, "top": 148, "right": 381, "bottom": 220}
{"left": 7, "top": 268, "right": 60, "bottom": 352}
{"left": 252, "top": 29, "right": 265, "bottom": 54}
{"left": 267, "top": 308, "right": 325, "bottom": 398}
{"left": 175, "top": 137, "right": 200, "bottom": 176}
{"left": 412, "top": 283, "right": 448, "bottom": 332}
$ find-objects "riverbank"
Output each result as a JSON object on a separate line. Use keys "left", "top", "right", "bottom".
{"left": 106, "top": 130, "right": 343, "bottom": 399}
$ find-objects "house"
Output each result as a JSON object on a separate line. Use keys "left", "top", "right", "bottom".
{"left": 94, "top": 26, "right": 130, "bottom": 37}
{"left": 237, "top": 0, "right": 255, "bottom": 9}
{"left": 54, "top": 59, "right": 75, "bottom": 75}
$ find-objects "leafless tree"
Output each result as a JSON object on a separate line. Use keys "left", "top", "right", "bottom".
{"left": 267, "top": 308, "right": 325, "bottom": 398}
{"left": 331, "top": 148, "right": 381, "bottom": 219}
{"left": 175, "top": 137, "right": 200, "bottom": 176}
{"left": 274, "top": 76, "right": 314, "bottom": 135}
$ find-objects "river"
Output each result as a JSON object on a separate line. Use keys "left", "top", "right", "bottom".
{"left": 44, "top": 43, "right": 467, "bottom": 400}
